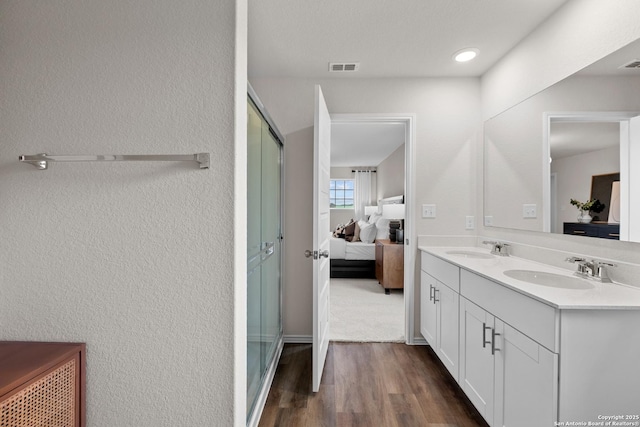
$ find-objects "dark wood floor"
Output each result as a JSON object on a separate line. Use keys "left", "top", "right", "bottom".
{"left": 259, "top": 343, "right": 489, "bottom": 427}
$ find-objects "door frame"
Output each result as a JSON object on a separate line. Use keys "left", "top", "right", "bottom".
{"left": 331, "top": 113, "right": 417, "bottom": 344}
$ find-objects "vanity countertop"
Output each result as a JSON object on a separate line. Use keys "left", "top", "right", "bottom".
{"left": 419, "top": 246, "right": 640, "bottom": 310}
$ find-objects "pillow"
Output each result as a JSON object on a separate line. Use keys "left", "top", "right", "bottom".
{"left": 368, "top": 212, "right": 382, "bottom": 225}
{"left": 344, "top": 220, "right": 356, "bottom": 242}
{"left": 352, "top": 221, "right": 362, "bottom": 242}
{"left": 375, "top": 217, "right": 391, "bottom": 240}
{"left": 359, "top": 222, "right": 377, "bottom": 244}
{"left": 332, "top": 223, "right": 346, "bottom": 238}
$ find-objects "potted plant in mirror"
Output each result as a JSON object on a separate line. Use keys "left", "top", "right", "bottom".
{"left": 570, "top": 198, "right": 605, "bottom": 223}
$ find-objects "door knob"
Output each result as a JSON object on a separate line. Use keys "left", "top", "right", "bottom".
{"left": 319, "top": 250, "right": 329, "bottom": 258}
{"left": 304, "top": 250, "right": 314, "bottom": 258}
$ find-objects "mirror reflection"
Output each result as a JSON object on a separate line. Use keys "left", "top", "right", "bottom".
{"left": 484, "top": 38, "right": 640, "bottom": 242}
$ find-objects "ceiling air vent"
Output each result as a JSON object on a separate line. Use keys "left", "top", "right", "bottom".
{"left": 329, "top": 62, "right": 360, "bottom": 72}
{"left": 620, "top": 59, "right": 640, "bottom": 69}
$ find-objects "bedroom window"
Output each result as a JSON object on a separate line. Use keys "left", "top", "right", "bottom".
{"left": 330, "top": 179, "right": 354, "bottom": 209}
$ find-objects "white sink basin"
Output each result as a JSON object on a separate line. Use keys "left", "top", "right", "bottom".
{"left": 504, "top": 269, "right": 594, "bottom": 289}
{"left": 446, "top": 250, "right": 495, "bottom": 259}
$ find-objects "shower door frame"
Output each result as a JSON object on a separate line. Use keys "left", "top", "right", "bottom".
{"left": 246, "top": 84, "right": 285, "bottom": 427}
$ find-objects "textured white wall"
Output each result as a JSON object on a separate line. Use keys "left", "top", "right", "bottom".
{"left": 377, "top": 144, "right": 405, "bottom": 202}
{"left": 251, "top": 77, "right": 481, "bottom": 337}
{"left": 0, "top": 1, "right": 246, "bottom": 426}
{"left": 281, "top": 127, "right": 314, "bottom": 336}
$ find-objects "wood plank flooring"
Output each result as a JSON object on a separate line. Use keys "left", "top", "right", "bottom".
{"left": 259, "top": 343, "right": 489, "bottom": 427}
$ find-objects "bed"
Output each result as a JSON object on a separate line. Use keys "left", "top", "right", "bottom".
{"left": 329, "top": 195, "right": 403, "bottom": 278}
{"left": 329, "top": 236, "right": 376, "bottom": 278}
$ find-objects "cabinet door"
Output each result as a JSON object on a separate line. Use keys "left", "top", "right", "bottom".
{"left": 494, "top": 320, "right": 558, "bottom": 427}
{"left": 420, "top": 271, "right": 437, "bottom": 345}
{"left": 459, "top": 298, "right": 494, "bottom": 424}
{"left": 436, "top": 283, "right": 459, "bottom": 382}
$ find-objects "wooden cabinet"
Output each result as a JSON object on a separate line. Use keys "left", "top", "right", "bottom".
{"left": 375, "top": 239, "right": 404, "bottom": 294}
{"left": 0, "top": 342, "right": 86, "bottom": 427}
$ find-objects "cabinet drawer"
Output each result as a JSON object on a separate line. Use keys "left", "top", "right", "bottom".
{"left": 421, "top": 251, "right": 460, "bottom": 292}
{"left": 598, "top": 225, "right": 620, "bottom": 240}
{"left": 460, "top": 270, "right": 558, "bottom": 352}
{"left": 563, "top": 223, "right": 597, "bottom": 237}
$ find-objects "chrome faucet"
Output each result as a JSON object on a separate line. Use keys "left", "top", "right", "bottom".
{"left": 565, "top": 257, "right": 616, "bottom": 282}
{"left": 482, "top": 240, "right": 510, "bottom": 256}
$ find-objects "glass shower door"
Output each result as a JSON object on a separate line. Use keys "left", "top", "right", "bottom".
{"left": 246, "top": 98, "right": 282, "bottom": 421}
{"left": 260, "top": 123, "right": 282, "bottom": 375}
{"left": 247, "top": 100, "right": 263, "bottom": 412}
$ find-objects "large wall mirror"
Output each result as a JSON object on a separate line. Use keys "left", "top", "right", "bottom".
{"left": 484, "top": 38, "right": 640, "bottom": 243}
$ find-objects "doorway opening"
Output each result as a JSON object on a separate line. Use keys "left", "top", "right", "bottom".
{"left": 327, "top": 114, "right": 416, "bottom": 343}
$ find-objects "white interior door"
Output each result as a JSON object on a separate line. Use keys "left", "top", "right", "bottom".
{"left": 312, "top": 85, "right": 331, "bottom": 392}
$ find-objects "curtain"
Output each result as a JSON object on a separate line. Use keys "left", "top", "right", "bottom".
{"left": 354, "top": 171, "right": 372, "bottom": 220}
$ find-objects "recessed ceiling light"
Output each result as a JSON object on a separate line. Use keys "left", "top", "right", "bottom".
{"left": 453, "top": 48, "right": 479, "bottom": 63}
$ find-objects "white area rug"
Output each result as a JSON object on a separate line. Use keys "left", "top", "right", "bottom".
{"left": 329, "top": 278, "right": 404, "bottom": 342}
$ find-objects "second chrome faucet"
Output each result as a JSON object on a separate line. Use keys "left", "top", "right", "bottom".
{"left": 565, "top": 257, "right": 616, "bottom": 283}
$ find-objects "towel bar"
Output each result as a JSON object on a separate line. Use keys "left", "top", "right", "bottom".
{"left": 19, "top": 153, "right": 210, "bottom": 170}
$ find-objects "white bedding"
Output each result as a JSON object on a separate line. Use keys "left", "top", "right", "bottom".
{"left": 330, "top": 235, "right": 375, "bottom": 260}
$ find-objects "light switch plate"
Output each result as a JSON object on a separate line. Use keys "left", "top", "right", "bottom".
{"left": 484, "top": 216, "right": 493, "bottom": 226}
{"left": 422, "top": 204, "right": 436, "bottom": 218}
{"left": 465, "top": 216, "right": 475, "bottom": 230}
{"left": 523, "top": 204, "right": 537, "bottom": 218}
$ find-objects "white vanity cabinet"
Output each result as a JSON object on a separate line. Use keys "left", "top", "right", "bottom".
{"left": 420, "top": 247, "right": 640, "bottom": 427}
{"left": 420, "top": 252, "right": 460, "bottom": 382}
{"left": 459, "top": 298, "right": 496, "bottom": 421}
{"left": 460, "top": 269, "right": 558, "bottom": 426}
{"left": 459, "top": 297, "right": 558, "bottom": 427}
{"left": 494, "top": 318, "right": 557, "bottom": 427}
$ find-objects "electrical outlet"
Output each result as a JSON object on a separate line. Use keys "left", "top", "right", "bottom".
{"left": 465, "top": 216, "right": 475, "bottom": 230}
{"left": 422, "top": 204, "right": 436, "bottom": 218}
{"left": 523, "top": 204, "right": 537, "bottom": 218}
{"left": 484, "top": 216, "right": 493, "bottom": 226}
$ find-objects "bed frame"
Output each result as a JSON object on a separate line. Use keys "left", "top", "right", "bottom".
{"left": 330, "top": 259, "right": 376, "bottom": 279}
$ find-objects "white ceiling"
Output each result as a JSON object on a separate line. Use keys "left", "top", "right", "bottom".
{"left": 248, "top": 0, "right": 569, "bottom": 79}
{"left": 550, "top": 122, "right": 620, "bottom": 160}
{"left": 249, "top": 0, "right": 570, "bottom": 166}
{"left": 331, "top": 122, "right": 405, "bottom": 167}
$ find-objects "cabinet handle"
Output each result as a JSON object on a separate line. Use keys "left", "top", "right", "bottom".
{"left": 429, "top": 284, "right": 434, "bottom": 301}
{"left": 572, "top": 230, "right": 586, "bottom": 234}
{"left": 433, "top": 288, "right": 439, "bottom": 304}
{"left": 482, "top": 323, "right": 492, "bottom": 348}
{"left": 491, "top": 329, "right": 501, "bottom": 355}
{"left": 609, "top": 233, "right": 619, "bottom": 237}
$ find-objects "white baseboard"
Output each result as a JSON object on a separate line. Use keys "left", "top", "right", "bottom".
{"left": 412, "top": 337, "right": 428, "bottom": 345}
{"left": 283, "top": 334, "right": 312, "bottom": 344}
